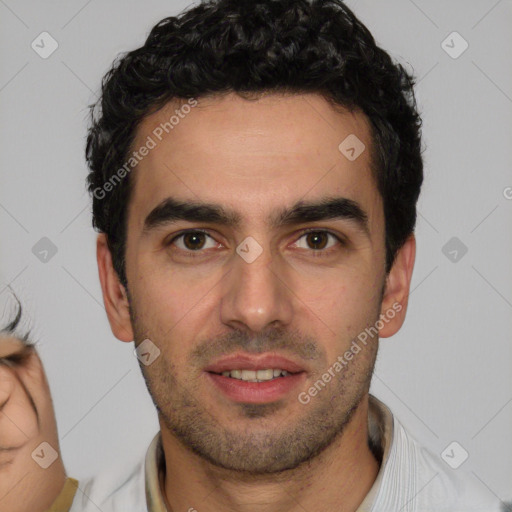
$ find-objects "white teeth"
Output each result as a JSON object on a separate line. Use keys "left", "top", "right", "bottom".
{"left": 241, "top": 369, "right": 257, "bottom": 380}
{"left": 219, "top": 368, "right": 291, "bottom": 381}
{"left": 231, "top": 369, "right": 242, "bottom": 379}
{"left": 256, "top": 369, "right": 274, "bottom": 380}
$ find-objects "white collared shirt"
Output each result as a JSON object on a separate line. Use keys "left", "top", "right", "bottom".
{"left": 66, "top": 395, "right": 503, "bottom": 511}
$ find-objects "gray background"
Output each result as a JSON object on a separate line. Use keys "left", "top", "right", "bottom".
{"left": 1, "top": 0, "right": 511, "bottom": 503}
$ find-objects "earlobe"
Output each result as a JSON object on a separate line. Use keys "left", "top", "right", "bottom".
{"left": 96, "top": 234, "right": 134, "bottom": 342}
{"left": 379, "top": 234, "right": 416, "bottom": 338}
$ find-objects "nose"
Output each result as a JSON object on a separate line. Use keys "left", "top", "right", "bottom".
{"left": 220, "top": 246, "right": 294, "bottom": 334}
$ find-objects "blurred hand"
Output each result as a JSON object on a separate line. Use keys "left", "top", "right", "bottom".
{"left": 0, "top": 336, "right": 67, "bottom": 512}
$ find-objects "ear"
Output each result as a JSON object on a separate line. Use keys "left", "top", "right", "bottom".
{"left": 96, "top": 233, "right": 134, "bottom": 342}
{"left": 379, "top": 234, "right": 416, "bottom": 338}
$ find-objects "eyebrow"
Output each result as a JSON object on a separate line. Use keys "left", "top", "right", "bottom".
{"left": 142, "top": 196, "right": 369, "bottom": 236}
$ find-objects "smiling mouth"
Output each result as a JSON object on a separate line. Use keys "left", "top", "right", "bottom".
{"left": 206, "top": 364, "right": 307, "bottom": 403}
{"left": 208, "top": 368, "right": 302, "bottom": 382}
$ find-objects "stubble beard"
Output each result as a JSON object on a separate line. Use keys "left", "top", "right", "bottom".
{"left": 135, "top": 331, "right": 377, "bottom": 475}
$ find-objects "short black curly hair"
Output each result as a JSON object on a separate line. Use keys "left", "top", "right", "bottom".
{"left": 86, "top": 0, "right": 423, "bottom": 288}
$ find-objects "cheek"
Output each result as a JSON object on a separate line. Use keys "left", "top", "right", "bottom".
{"left": 296, "top": 269, "right": 382, "bottom": 350}
{"left": 132, "top": 248, "right": 220, "bottom": 322}
{"left": 129, "top": 271, "right": 214, "bottom": 367}
{"left": 130, "top": 267, "right": 185, "bottom": 329}
{"left": 0, "top": 382, "right": 39, "bottom": 448}
{"left": 0, "top": 365, "right": 14, "bottom": 405}
{"left": 303, "top": 266, "right": 379, "bottom": 313}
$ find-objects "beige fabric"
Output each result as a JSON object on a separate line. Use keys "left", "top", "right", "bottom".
{"left": 45, "top": 477, "right": 79, "bottom": 512}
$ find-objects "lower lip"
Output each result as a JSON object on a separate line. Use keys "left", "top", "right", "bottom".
{"left": 206, "top": 372, "right": 306, "bottom": 403}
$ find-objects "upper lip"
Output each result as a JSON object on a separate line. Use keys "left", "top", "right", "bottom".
{"left": 204, "top": 353, "right": 306, "bottom": 374}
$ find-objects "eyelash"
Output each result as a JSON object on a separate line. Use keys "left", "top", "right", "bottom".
{"left": 166, "top": 228, "right": 346, "bottom": 258}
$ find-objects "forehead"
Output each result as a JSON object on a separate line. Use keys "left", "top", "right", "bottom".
{"left": 128, "top": 92, "right": 380, "bottom": 229}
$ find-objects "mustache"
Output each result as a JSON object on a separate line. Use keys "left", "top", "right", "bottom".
{"left": 190, "top": 326, "right": 324, "bottom": 367}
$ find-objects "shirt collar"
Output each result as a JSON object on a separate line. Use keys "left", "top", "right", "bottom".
{"left": 356, "top": 394, "right": 394, "bottom": 511}
{"left": 144, "top": 394, "right": 394, "bottom": 512}
{"left": 145, "top": 431, "right": 168, "bottom": 512}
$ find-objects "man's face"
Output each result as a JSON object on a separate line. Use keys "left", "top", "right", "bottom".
{"left": 119, "top": 93, "right": 389, "bottom": 473}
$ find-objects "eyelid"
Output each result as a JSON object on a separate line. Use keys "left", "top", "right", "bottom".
{"left": 166, "top": 227, "right": 347, "bottom": 251}
{"left": 297, "top": 227, "right": 344, "bottom": 238}
{"left": 292, "top": 228, "right": 346, "bottom": 248}
{"left": 0, "top": 345, "right": 34, "bottom": 366}
{"left": 166, "top": 228, "right": 220, "bottom": 248}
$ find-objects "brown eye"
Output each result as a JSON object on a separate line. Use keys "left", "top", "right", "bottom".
{"left": 182, "top": 232, "right": 206, "bottom": 250}
{"left": 293, "top": 230, "right": 341, "bottom": 252}
{"left": 305, "top": 232, "right": 329, "bottom": 250}
{"left": 169, "top": 230, "right": 218, "bottom": 252}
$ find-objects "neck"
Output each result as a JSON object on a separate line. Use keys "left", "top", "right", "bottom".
{"left": 159, "top": 394, "right": 380, "bottom": 512}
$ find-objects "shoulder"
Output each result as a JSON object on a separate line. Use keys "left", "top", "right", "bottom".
{"left": 373, "top": 413, "right": 503, "bottom": 512}
{"left": 69, "top": 459, "right": 147, "bottom": 512}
